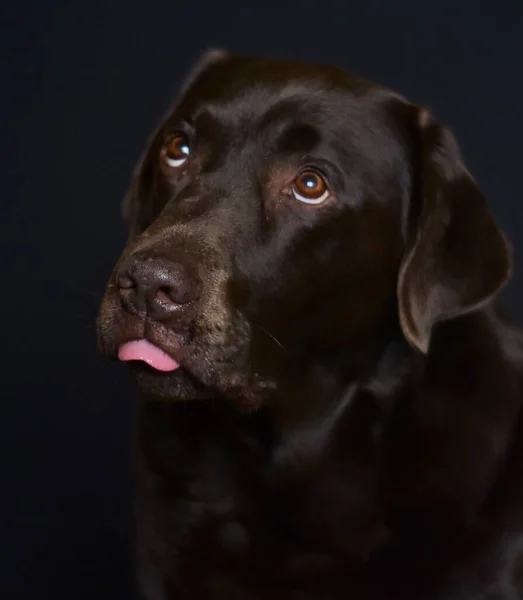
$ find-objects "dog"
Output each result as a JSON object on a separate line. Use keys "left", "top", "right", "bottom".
{"left": 97, "top": 50, "right": 523, "bottom": 599}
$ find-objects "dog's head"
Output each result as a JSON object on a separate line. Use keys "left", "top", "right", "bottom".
{"left": 97, "top": 51, "right": 511, "bottom": 406}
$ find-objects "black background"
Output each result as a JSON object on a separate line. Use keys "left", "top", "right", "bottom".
{"left": 2, "top": 1, "right": 522, "bottom": 599}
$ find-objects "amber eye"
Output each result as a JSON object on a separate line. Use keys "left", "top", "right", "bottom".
{"left": 162, "top": 134, "right": 190, "bottom": 168}
{"left": 292, "top": 170, "right": 330, "bottom": 204}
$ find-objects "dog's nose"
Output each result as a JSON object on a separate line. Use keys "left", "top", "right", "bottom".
{"left": 117, "top": 255, "right": 198, "bottom": 320}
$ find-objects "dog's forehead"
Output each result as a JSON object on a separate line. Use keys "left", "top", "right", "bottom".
{"left": 175, "top": 57, "right": 401, "bottom": 130}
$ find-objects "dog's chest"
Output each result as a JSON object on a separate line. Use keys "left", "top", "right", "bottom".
{"left": 137, "top": 404, "right": 386, "bottom": 597}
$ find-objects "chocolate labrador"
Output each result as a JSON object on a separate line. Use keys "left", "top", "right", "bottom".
{"left": 97, "top": 50, "right": 523, "bottom": 599}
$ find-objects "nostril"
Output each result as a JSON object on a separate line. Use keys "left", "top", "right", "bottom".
{"left": 156, "top": 286, "right": 174, "bottom": 304}
{"left": 155, "top": 284, "right": 191, "bottom": 306}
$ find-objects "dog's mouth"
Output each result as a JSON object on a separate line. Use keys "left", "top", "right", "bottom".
{"left": 115, "top": 334, "right": 274, "bottom": 407}
{"left": 97, "top": 296, "right": 271, "bottom": 404}
{"left": 115, "top": 337, "right": 209, "bottom": 398}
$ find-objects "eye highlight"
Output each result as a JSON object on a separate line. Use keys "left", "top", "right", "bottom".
{"left": 291, "top": 170, "right": 330, "bottom": 205}
{"left": 161, "top": 134, "right": 190, "bottom": 168}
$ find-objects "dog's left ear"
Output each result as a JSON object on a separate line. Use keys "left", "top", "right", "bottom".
{"left": 177, "top": 47, "right": 230, "bottom": 96}
{"left": 397, "top": 108, "right": 511, "bottom": 353}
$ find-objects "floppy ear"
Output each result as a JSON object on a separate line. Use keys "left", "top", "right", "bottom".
{"left": 121, "top": 48, "right": 230, "bottom": 236}
{"left": 397, "top": 108, "right": 511, "bottom": 353}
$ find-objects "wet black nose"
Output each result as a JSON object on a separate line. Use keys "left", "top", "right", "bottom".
{"left": 117, "top": 255, "right": 199, "bottom": 320}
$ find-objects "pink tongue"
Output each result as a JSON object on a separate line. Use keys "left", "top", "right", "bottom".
{"left": 118, "top": 340, "right": 180, "bottom": 372}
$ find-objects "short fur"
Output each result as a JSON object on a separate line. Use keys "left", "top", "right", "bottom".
{"left": 97, "top": 51, "right": 523, "bottom": 599}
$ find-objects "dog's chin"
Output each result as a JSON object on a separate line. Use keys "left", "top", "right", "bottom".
{"left": 127, "top": 362, "right": 216, "bottom": 401}
{"left": 126, "top": 361, "right": 276, "bottom": 411}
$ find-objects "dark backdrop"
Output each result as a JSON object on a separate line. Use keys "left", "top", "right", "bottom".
{"left": 2, "top": 2, "right": 522, "bottom": 599}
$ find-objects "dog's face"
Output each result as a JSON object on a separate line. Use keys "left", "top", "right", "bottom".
{"left": 97, "top": 51, "right": 510, "bottom": 406}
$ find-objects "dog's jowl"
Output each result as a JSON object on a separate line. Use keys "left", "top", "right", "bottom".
{"left": 97, "top": 51, "right": 523, "bottom": 599}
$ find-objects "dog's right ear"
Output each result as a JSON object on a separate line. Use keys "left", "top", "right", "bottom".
{"left": 121, "top": 48, "right": 230, "bottom": 237}
{"left": 397, "top": 108, "right": 511, "bottom": 353}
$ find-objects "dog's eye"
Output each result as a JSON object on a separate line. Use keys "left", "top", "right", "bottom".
{"left": 162, "top": 134, "right": 190, "bottom": 168}
{"left": 291, "top": 171, "right": 330, "bottom": 205}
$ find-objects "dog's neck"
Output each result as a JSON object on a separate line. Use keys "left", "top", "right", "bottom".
{"left": 265, "top": 337, "right": 420, "bottom": 469}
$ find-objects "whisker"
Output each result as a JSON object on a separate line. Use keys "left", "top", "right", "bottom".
{"left": 235, "top": 309, "right": 289, "bottom": 356}
{"left": 252, "top": 322, "right": 288, "bottom": 356}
